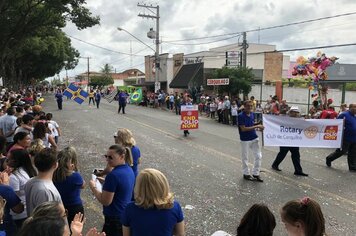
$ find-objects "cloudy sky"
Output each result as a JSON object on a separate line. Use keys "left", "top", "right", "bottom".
{"left": 57, "top": 0, "right": 356, "bottom": 79}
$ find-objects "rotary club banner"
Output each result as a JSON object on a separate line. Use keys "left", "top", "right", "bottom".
{"left": 180, "top": 105, "right": 199, "bottom": 130}
{"left": 262, "top": 114, "right": 344, "bottom": 148}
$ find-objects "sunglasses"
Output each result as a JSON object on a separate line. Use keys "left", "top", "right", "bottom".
{"left": 104, "top": 155, "right": 114, "bottom": 160}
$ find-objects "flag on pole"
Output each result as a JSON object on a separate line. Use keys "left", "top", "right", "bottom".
{"left": 103, "top": 89, "right": 118, "bottom": 103}
{"left": 63, "top": 84, "right": 88, "bottom": 104}
{"left": 130, "top": 88, "right": 142, "bottom": 103}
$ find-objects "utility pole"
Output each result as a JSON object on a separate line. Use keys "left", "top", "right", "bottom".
{"left": 242, "top": 32, "right": 247, "bottom": 68}
{"left": 138, "top": 3, "right": 160, "bottom": 92}
{"left": 79, "top": 56, "right": 91, "bottom": 89}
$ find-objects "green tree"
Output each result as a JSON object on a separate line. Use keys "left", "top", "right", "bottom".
{"left": 100, "top": 63, "right": 114, "bottom": 75}
{"left": 89, "top": 76, "right": 114, "bottom": 88}
{"left": 210, "top": 67, "right": 255, "bottom": 97}
{"left": 0, "top": 0, "right": 100, "bottom": 87}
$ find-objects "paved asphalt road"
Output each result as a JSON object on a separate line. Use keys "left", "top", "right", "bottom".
{"left": 42, "top": 95, "right": 356, "bottom": 235}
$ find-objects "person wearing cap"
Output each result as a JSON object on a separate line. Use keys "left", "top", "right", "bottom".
{"left": 271, "top": 106, "right": 309, "bottom": 176}
{"left": 326, "top": 103, "right": 356, "bottom": 172}
{"left": 237, "top": 100, "right": 264, "bottom": 182}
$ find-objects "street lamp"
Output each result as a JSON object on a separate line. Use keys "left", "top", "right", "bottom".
{"left": 117, "top": 27, "right": 159, "bottom": 92}
{"left": 117, "top": 27, "right": 155, "bottom": 52}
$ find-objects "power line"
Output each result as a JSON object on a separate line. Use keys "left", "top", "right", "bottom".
{"left": 163, "top": 35, "right": 240, "bottom": 46}
{"left": 164, "top": 32, "right": 241, "bottom": 43}
{"left": 240, "top": 43, "right": 356, "bottom": 56}
{"left": 246, "top": 12, "right": 356, "bottom": 33}
{"left": 163, "top": 11, "right": 356, "bottom": 43}
{"left": 111, "top": 44, "right": 155, "bottom": 64}
{"left": 66, "top": 34, "right": 147, "bottom": 57}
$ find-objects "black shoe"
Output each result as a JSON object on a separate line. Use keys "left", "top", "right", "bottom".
{"left": 271, "top": 165, "right": 282, "bottom": 171}
{"left": 243, "top": 175, "right": 255, "bottom": 181}
{"left": 326, "top": 159, "right": 331, "bottom": 167}
{"left": 349, "top": 169, "right": 356, "bottom": 172}
{"left": 294, "top": 172, "right": 309, "bottom": 177}
{"left": 253, "top": 175, "right": 264, "bottom": 182}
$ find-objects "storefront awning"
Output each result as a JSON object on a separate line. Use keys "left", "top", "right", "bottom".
{"left": 169, "top": 63, "right": 203, "bottom": 89}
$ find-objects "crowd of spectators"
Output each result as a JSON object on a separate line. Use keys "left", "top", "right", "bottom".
{"left": 0, "top": 87, "right": 333, "bottom": 236}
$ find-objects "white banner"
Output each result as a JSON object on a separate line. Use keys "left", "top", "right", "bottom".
{"left": 262, "top": 114, "right": 344, "bottom": 148}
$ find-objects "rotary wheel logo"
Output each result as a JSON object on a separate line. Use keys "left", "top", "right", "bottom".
{"left": 187, "top": 111, "right": 192, "bottom": 116}
{"left": 304, "top": 126, "right": 318, "bottom": 139}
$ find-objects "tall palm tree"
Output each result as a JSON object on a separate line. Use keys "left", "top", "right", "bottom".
{"left": 100, "top": 63, "right": 113, "bottom": 75}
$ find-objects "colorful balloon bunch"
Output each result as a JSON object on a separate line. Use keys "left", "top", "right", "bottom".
{"left": 292, "top": 52, "right": 338, "bottom": 97}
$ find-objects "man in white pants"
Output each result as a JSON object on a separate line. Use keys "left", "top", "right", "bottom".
{"left": 237, "top": 100, "right": 264, "bottom": 182}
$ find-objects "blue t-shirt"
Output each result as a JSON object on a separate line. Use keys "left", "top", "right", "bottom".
{"left": 131, "top": 146, "right": 141, "bottom": 177}
{"left": 238, "top": 112, "right": 258, "bottom": 141}
{"left": 54, "top": 172, "right": 84, "bottom": 207}
{"left": 95, "top": 93, "right": 101, "bottom": 101}
{"left": 118, "top": 92, "right": 128, "bottom": 104}
{"left": 102, "top": 164, "right": 135, "bottom": 218}
{"left": 55, "top": 93, "right": 63, "bottom": 101}
{"left": 122, "top": 201, "right": 184, "bottom": 236}
{"left": 338, "top": 111, "right": 356, "bottom": 143}
{"left": 0, "top": 185, "right": 21, "bottom": 235}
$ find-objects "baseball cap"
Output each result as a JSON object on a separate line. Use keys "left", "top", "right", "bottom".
{"left": 289, "top": 106, "right": 300, "bottom": 113}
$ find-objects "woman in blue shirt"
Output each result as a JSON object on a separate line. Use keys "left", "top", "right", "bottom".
{"left": 53, "top": 146, "right": 84, "bottom": 224}
{"left": 122, "top": 168, "right": 185, "bottom": 236}
{"left": 114, "top": 128, "right": 140, "bottom": 177}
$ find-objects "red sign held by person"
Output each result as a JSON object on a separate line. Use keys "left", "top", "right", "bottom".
{"left": 180, "top": 105, "right": 199, "bottom": 130}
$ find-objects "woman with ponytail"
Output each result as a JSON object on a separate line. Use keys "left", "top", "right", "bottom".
{"left": 89, "top": 144, "right": 135, "bottom": 236}
{"left": 281, "top": 197, "right": 326, "bottom": 236}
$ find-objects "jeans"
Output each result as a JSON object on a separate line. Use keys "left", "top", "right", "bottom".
{"left": 66, "top": 204, "right": 84, "bottom": 227}
{"left": 96, "top": 99, "right": 100, "bottom": 108}
{"left": 103, "top": 216, "right": 123, "bottom": 236}
{"left": 272, "top": 146, "right": 303, "bottom": 173}
{"left": 57, "top": 100, "right": 62, "bottom": 110}
{"left": 326, "top": 141, "right": 356, "bottom": 170}
{"left": 118, "top": 102, "right": 126, "bottom": 114}
{"left": 241, "top": 138, "right": 262, "bottom": 176}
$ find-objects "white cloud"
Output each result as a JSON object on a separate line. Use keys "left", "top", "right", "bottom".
{"left": 58, "top": 0, "right": 356, "bottom": 79}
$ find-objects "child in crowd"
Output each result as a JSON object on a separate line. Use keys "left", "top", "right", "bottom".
{"left": 122, "top": 168, "right": 185, "bottom": 236}
{"left": 32, "top": 122, "right": 57, "bottom": 149}
{"left": 46, "top": 113, "right": 61, "bottom": 144}
{"left": 53, "top": 147, "right": 85, "bottom": 224}
{"left": 8, "top": 149, "right": 37, "bottom": 229}
{"left": 236, "top": 203, "right": 276, "bottom": 236}
{"left": 281, "top": 197, "right": 326, "bottom": 236}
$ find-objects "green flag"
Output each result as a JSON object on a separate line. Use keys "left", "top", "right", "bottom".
{"left": 130, "top": 88, "right": 142, "bottom": 103}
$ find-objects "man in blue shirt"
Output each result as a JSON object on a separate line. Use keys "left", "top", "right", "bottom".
{"left": 118, "top": 91, "right": 128, "bottom": 114}
{"left": 238, "top": 100, "right": 265, "bottom": 182}
{"left": 326, "top": 103, "right": 356, "bottom": 172}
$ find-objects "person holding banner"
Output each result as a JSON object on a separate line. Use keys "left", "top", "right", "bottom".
{"left": 326, "top": 103, "right": 356, "bottom": 172}
{"left": 181, "top": 96, "right": 193, "bottom": 137}
{"left": 238, "top": 100, "right": 264, "bottom": 182}
{"left": 271, "top": 106, "right": 308, "bottom": 176}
